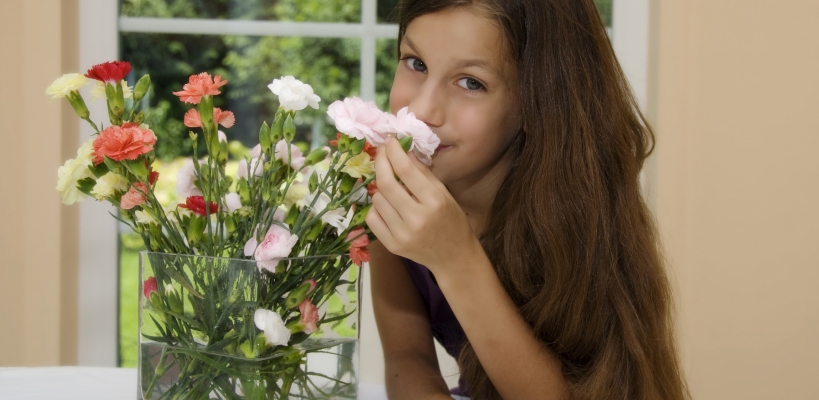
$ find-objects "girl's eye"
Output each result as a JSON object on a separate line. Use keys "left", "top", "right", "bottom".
{"left": 457, "top": 77, "right": 485, "bottom": 92}
{"left": 404, "top": 57, "right": 427, "bottom": 73}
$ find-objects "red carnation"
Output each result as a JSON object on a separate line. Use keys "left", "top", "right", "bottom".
{"left": 179, "top": 195, "right": 219, "bottom": 216}
{"left": 366, "top": 181, "right": 379, "bottom": 197}
{"left": 363, "top": 142, "right": 377, "bottom": 160}
{"left": 149, "top": 170, "right": 160, "bottom": 185}
{"left": 85, "top": 61, "right": 132, "bottom": 84}
{"left": 143, "top": 277, "right": 158, "bottom": 299}
{"left": 329, "top": 132, "right": 342, "bottom": 147}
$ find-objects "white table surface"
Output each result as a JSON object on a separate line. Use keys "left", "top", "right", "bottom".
{"left": 0, "top": 367, "right": 389, "bottom": 400}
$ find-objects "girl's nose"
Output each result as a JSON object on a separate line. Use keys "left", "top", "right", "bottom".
{"left": 408, "top": 80, "right": 445, "bottom": 128}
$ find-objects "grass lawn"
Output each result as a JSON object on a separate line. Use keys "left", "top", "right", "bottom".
{"left": 119, "top": 232, "right": 146, "bottom": 368}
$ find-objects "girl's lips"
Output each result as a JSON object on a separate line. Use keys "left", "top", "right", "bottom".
{"left": 436, "top": 145, "right": 453, "bottom": 151}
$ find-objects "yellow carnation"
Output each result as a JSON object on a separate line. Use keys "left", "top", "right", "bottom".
{"left": 282, "top": 182, "right": 309, "bottom": 209}
{"left": 56, "top": 159, "right": 93, "bottom": 205}
{"left": 90, "top": 80, "right": 133, "bottom": 101}
{"left": 46, "top": 73, "right": 90, "bottom": 98}
{"left": 91, "top": 172, "right": 129, "bottom": 200}
{"left": 55, "top": 138, "right": 97, "bottom": 205}
{"left": 341, "top": 152, "right": 374, "bottom": 179}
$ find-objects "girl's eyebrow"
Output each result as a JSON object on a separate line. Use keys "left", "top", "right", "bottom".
{"left": 401, "top": 35, "right": 422, "bottom": 57}
{"left": 454, "top": 59, "right": 498, "bottom": 77}
{"left": 402, "top": 35, "right": 499, "bottom": 78}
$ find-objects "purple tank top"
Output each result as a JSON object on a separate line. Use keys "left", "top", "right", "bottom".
{"left": 401, "top": 257, "right": 470, "bottom": 397}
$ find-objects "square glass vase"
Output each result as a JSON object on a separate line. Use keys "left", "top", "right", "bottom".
{"left": 138, "top": 251, "right": 360, "bottom": 400}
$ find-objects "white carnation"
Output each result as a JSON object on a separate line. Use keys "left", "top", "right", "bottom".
{"left": 254, "top": 309, "right": 291, "bottom": 347}
{"left": 268, "top": 76, "right": 320, "bottom": 111}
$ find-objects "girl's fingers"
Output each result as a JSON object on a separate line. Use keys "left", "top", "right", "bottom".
{"left": 406, "top": 151, "right": 448, "bottom": 193}
{"left": 370, "top": 191, "right": 406, "bottom": 235}
{"left": 364, "top": 205, "right": 397, "bottom": 249}
{"left": 374, "top": 143, "right": 421, "bottom": 217}
{"left": 383, "top": 138, "right": 438, "bottom": 203}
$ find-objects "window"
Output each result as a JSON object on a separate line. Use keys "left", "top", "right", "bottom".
{"left": 116, "top": 0, "right": 403, "bottom": 367}
{"left": 115, "top": 0, "right": 619, "bottom": 369}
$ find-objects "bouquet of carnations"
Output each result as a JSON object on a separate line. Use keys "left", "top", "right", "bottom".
{"left": 50, "top": 61, "right": 438, "bottom": 400}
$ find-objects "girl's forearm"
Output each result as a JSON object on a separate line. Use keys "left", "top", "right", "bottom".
{"left": 385, "top": 352, "right": 453, "bottom": 400}
{"left": 435, "top": 245, "right": 569, "bottom": 400}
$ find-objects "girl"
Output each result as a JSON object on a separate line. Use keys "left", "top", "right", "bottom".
{"left": 366, "top": 1, "right": 689, "bottom": 399}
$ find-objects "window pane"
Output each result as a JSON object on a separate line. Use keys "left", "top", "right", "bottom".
{"left": 377, "top": 0, "right": 400, "bottom": 23}
{"left": 595, "top": 0, "right": 613, "bottom": 28}
{"left": 120, "top": 0, "right": 362, "bottom": 23}
{"left": 118, "top": 32, "right": 361, "bottom": 366}
{"left": 376, "top": 1, "right": 612, "bottom": 27}
{"left": 376, "top": 38, "right": 398, "bottom": 112}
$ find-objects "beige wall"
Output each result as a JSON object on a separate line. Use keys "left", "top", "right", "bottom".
{"left": 0, "top": 1, "right": 79, "bottom": 365}
{"left": 648, "top": 0, "right": 819, "bottom": 399}
{"left": 1, "top": 2, "right": 818, "bottom": 398}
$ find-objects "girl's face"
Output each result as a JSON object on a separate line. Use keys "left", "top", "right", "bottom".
{"left": 390, "top": 7, "right": 521, "bottom": 187}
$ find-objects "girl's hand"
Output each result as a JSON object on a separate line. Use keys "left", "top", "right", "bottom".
{"left": 365, "top": 137, "right": 480, "bottom": 276}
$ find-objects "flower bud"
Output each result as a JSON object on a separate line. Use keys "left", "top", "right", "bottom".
{"left": 399, "top": 136, "right": 414, "bottom": 152}
{"left": 304, "top": 219, "right": 325, "bottom": 241}
{"left": 166, "top": 285, "right": 184, "bottom": 314}
{"left": 337, "top": 134, "right": 353, "bottom": 152}
{"left": 238, "top": 179, "right": 250, "bottom": 204}
{"left": 186, "top": 215, "right": 206, "bottom": 244}
{"left": 308, "top": 171, "right": 319, "bottom": 193}
{"left": 339, "top": 174, "right": 356, "bottom": 195}
{"left": 225, "top": 214, "right": 237, "bottom": 234}
{"left": 350, "top": 139, "right": 366, "bottom": 155}
{"left": 259, "top": 121, "right": 272, "bottom": 152}
{"left": 285, "top": 280, "right": 315, "bottom": 309}
{"left": 286, "top": 319, "right": 307, "bottom": 334}
{"left": 132, "top": 111, "right": 146, "bottom": 125}
{"left": 133, "top": 74, "right": 151, "bottom": 102}
{"left": 255, "top": 333, "right": 269, "bottom": 353}
{"left": 284, "top": 204, "right": 300, "bottom": 226}
{"left": 303, "top": 148, "right": 328, "bottom": 167}
{"left": 283, "top": 114, "right": 296, "bottom": 142}
{"left": 350, "top": 204, "right": 371, "bottom": 227}
{"left": 271, "top": 116, "right": 284, "bottom": 143}
{"left": 238, "top": 340, "right": 255, "bottom": 358}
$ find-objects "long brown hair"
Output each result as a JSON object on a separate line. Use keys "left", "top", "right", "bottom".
{"left": 396, "top": 1, "right": 688, "bottom": 399}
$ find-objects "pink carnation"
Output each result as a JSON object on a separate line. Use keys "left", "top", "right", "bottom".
{"left": 173, "top": 72, "right": 227, "bottom": 104}
{"left": 298, "top": 299, "right": 319, "bottom": 334}
{"left": 183, "top": 108, "right": 235, "bottom": 128}
{"left": 244, "top": 224, "right": 299, "bottom": 272}
{"left": 327, "top": 97, "right": 393, "bottom": 146}
{"left": 346, "top": 227, "right": 370, "bottom": 267}
{"left": 274, "top": 140, "right": 305, "bottom": 171}
{"left": 92, "top": 123, "right": 156, "bottom": 165}
{"left": 393, "top": 107, "right": 441, "bottom": 166}
{"left": 121, "top": 182, "right": 148, "bottom": 210}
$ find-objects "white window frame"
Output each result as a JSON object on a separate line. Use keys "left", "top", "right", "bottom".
{"left": 118, "top": 0, "right": 398, "bottom": 102}
{"left": 77, "top": 2, "right": 651, "bottom": 384}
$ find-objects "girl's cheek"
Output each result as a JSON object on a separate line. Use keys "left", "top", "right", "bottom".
{"left": 389, "top": 69, "right": 418, "bottom": 114}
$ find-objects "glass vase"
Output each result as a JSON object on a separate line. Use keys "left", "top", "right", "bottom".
{"left": 138, "top": 252, "right": 360, "bottom": 400}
